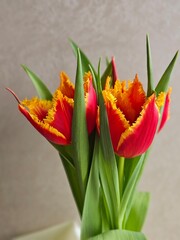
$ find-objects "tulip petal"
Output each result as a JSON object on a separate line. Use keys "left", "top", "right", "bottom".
{"left": 155, "top": 92, "right": 166, "bottom": 110}
{"left": 103, "top": 91, "right": 130, "bottom": 151}
{"left": 59, "top": 72, "right": 75, "bottom": 98}
{"left": 104, "top": 76, "right": 112, "bottom": 90}
{"left": 19, "top": 104, "right": 68, "bottom": 145}
{"left": 84, "top": 72, "right": 97, "bottom": 133}
{"left": 117, "top": 94, "right": 159, "bottom": 158}
{"left": 158, "top": 88, "right": 172, "bottom": 132}
{"left": 21, "top": 97, "right": 52, "bottom": 121}
{"left": 116, "top": 75, "right": 146, "bottom": 124}
{"left": 7, "top": 88, "right": 66, "bottom": 144}
{"left": 127, "top": 75, "right": 146, "bottom": 116}
{"left": 20, "top": 90, "right": 73, "bottom": 145}
{"left": 112, "top": 57, "right": 118, "bottom": 83}
{"left": 45, "top": 89, "right": 73, "bottom": 143}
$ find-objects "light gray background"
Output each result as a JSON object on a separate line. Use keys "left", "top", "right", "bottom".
{"left": 0, "top": 0, "right": 180, "bottom": 240}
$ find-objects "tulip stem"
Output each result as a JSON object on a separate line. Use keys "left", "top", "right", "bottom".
{"left": 118, "top": 156, "right": 125, "bottom": 199}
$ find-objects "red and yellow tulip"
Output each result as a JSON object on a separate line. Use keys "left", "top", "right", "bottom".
{"left": 9, "top": 71, "right": 97, "bottom": 145}
{"left": 99, "top": 74, "right": 171, "bottom": 158}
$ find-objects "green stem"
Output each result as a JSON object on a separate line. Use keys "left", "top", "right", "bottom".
{"left": 118, "top": 156, "right": 125, "bottom": 200}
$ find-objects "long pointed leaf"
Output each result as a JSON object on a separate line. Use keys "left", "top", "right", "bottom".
{"left": 89, "top": 64, "right": 98, "bottom": 94}
{"left": 99, "top": 186, "right": 111, "bottom": 233}
{"left": 81, "top": 136, "right": 102, "bottom": 240}
{"left": 125, "top": 192, "right": 150, "bottom": 231}
{"left": 72, "top": 49, "right": 89, "bottom": 199}
{"left": 21, "top": 65, "right": 52, "bottom": 100}
{"left": 146, "top": 35, "right": 154, "bottom": 96}
{"left": 155, "top": 51, "right": 178, "bottom": 94}
{"left": 98, "top": 77, "right": 120, "bottom": 229}
{"left": 124, "top": 155, "right": 141, "bottom": 189}
{"left": 89, "top": 229, "right": 147, "bottom": 240}
{"left": 101, "top": 60, "right": 112, "bottom": 89}
{"left": 69, "top": 39, "right": 97, "bottom": 78}
{"left": 119, "top": 152, "right": 149, "bottom": 228}
{"left": 60, "top": 153, "right": 83, "bottom": 216}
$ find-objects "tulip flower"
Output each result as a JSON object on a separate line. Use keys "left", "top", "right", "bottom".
{"left": 100, "top": 75, "right": 170, "bottom": 158}
{"left": 9, "top": 71, "right": 97, "bottom": 145}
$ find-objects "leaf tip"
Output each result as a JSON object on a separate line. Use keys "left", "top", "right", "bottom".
{"left": 21, "top": 64, "right": 29, "bottom": 74}
{"left": 175, "top": 50, "right": 179, "bottom": 59}
{"left": 68, "top": 37, "right": 74, "bottom": 46}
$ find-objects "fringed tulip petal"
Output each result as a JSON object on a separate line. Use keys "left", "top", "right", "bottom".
{"left": 158, "top": 88, "right": 172, "bottom": 132}
{"left": 104, "top": 76, "right": 112, "bottom": 90}
{"left": 6, "top": 88, "right": 65, "bottom": 144}
{"left": 45, "top": 90, "right": 74, "bottom": 143}
{"left": 126, "top": 75, "right": 146, "bottom": 116}
{"left": 116, "top": 75, "right": 146, "bottom": 124}
{"left": 117, "top": 95, "right": 159, "bottom": 158}
{"left": 59, "top": 72, "right": 75, "bottom": 98}
{"left": 103, "top": 91, "right": 129, "bottom": 150}
{"left": 21, "top": 98, "right": 52, "bottom": 121}
{"left": 18, "top": 104, "right": 68, "bottom": 145}
{"left": 155, "top": 92, "right": 166, "bottom": 110}
{"left": 84, "top": 72, "right": 97, "bottom": 133}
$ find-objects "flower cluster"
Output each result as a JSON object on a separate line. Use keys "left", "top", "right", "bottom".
{"left": 10, "top": 64, "right": 171, "bottom": 159}
{"left": 8, "top": 38, "right": 178, "bottom": 240}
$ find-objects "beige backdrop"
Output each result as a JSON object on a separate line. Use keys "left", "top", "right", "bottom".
{"left": 0, "top": 0, "right": 180, "bottom": 240}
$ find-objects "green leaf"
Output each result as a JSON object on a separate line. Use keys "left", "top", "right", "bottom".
{"left": 98, "top": 137, "right": 119, "bottom": 229}
{"left": 69, "top": 39, "right": 97, "bottom": 78}
{"left": 52, "top": 144, "right": 74, "bottom": 164}
{"left": 52, "top": 143, "right": 84, "bottom": 215}
{"left": 72, "top": 49, "right": 89, "bottom": 200}
{"left": 155, "top": 51, "right": 179, "bottom": 94}
{"left": 89, "top": 64, "right": 98, "bottom": 94}
{"left": 98, "top": 72, "right": 120, "bottom": 228}
{"left": 119, "top": 152, "right": 149, "bottom": 228}
{"left": 53, "top": 142, "right": 84, "bottom": 216}
{"left": 125, "top": 192, "right": 150, "bottom": 232}
{"left": 124, "top": 155, "right": 141, "bottom": 189}
{"left": 146, "top": 35, "right": 154, "bottom": 96}
{"left": 59, "top": 153, "right": 83, "bottom": 216}
{"left": 101, "top": 60, "right": 112, "bottom": 89}
{"left": 81, "top": 136, "right": 102, "bottom": 240}
{"left": 88, "top": 229, "right": 147, "bottom": 240}
{"left": 99, "top": 187, "right": 111, "bottom": 233}
{"left": 106, "top": 57, "right": 110, "bottom": 67}
{"left": 21, "top": 65, "right": 52, "bottom": 100}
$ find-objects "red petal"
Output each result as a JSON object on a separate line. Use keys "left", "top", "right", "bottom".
{"left": 19, "top": 105, "right": 68, "bottom": 145}
{"left": 117, "top": 94, "right": 159, "bottom": 158}
{"left": 84, "top": 73, "right": 97, "bottom": 133}
{"left": 7, "top": 88, "right": 67, "bottom": 144}
{"left": 112, "top": 57, "right": 118, "bottom": 83}
{"left": 158, "top": 89, "right": 171, "bottom": 132}
{"left": 46, "top": 91, "right": 73, "bottom": 143}
{"left": 103, "top": 91, "right": 129, "bottom": 151}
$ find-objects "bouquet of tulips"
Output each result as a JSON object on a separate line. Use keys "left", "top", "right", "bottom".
{"left": 8, "top": 36, "right": 178, "bottom": 240}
